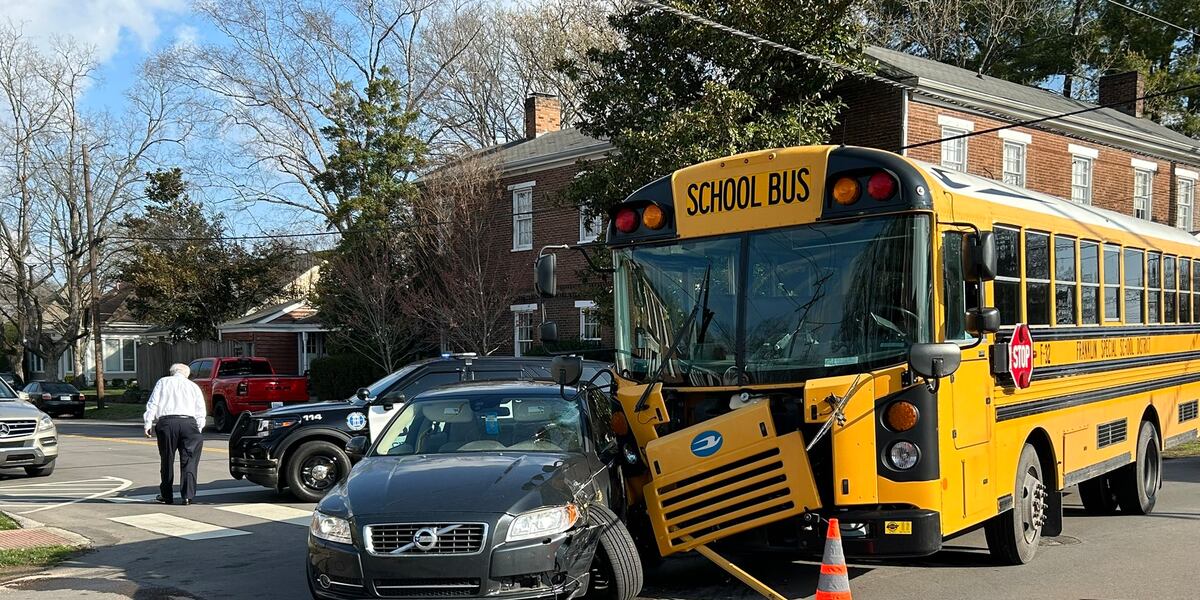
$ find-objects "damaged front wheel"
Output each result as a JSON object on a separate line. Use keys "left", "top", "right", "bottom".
{"left": 583, "top": 505, "right": 643, "bottom": 600}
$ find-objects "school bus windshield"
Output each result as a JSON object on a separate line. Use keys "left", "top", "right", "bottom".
{"left": 613, "top": 215, "right": 932, "bottom": 385}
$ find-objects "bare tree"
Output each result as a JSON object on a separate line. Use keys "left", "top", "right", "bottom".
{"left": 406, "top": 158, "right": 514, "bottom": 354}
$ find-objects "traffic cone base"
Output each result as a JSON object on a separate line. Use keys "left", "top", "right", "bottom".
{"left": 814, "top": 517, "right": 853, "bottom": 600}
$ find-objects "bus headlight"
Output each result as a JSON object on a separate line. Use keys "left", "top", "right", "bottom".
{"left": 888, "top": 441, "right": 920, "bottom": 470}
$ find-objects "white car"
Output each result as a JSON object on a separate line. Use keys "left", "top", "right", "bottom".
{"left": 0, "top": 378, "right": 58, "bottom": 477}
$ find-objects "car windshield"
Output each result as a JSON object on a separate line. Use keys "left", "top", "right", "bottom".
{"left": 373, "top": 394, "right": 585, "bottom": 456}
{"left": 613, "top": 215, "right": 931, "bottom": 385}
{"left": 42, "top": 383, "right": 77, "bottom": 395}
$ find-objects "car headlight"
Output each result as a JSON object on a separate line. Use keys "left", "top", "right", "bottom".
{"left": 310, "top": 511, "right": 353, "bottom": 545}
{"left": 37, "top": 414, "right": 54, "bottom": 431}
{"left": 257, "top": 418, "right": 299, "bottom": 434}
{"left": 506, "top": 504, "right": 579, "bottom": 542}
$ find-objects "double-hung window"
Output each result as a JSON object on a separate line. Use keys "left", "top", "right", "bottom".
{"left": 577, "top": 301, "right": 601, "bottom": 341}
{"left": 994, "top": 226, "right": 1021, "bottom": 325}
{"left": 1178, "top": 175, "right": 1196, "bottom": 230}
{"left": 511, "top": 183, "right": 534, "bottom": 251}
{"left": 1002, "top": 141, "right": 1027, "bottom": 186}
{"left": 1025, "top": 231, "right": 1051, "bottom": 326}
{"left": 1134, "top": 169, "right": 1153, "bottom": 220}
{"left": 1103, "top": 244, "right": 1121, "bottom": 321}
{"left": 1054, "top": 236, "right": 1076, "bottom": 325}
{"left": 938, "top": 115, "right": 972, "bottom": 173}
{"left": 1123, "top": 248, "right": 1144, "bottom": 324}
{"left": 511, "top": 304, "right": 537, "bottom": 356}
{"left": 579, "top": 211, "right": 603, "bottom": 243}
{"left": 1072, "top": 156, "right": 1093, "bottom": 204}
{"left": 104, "top": 339, "right": 137, "bottom": 372}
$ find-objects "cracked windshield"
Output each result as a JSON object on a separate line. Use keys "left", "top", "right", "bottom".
{"left": 614, "top": 215, "right": 931, "bottom": 385}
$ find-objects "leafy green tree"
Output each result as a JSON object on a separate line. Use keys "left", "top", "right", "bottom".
{"left": 118, "top": 168, "right": 299, "bottom": 341}
{"left": 562, "top": 0, "right": 864, "bottom": 220}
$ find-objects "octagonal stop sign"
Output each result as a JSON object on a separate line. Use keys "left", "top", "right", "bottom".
{"left": 1008, "top": 323, "right": 1034, "bottom": 389}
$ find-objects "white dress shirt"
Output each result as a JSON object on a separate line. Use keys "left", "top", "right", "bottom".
{"left": 143, "top": 374, "right": 208, "bottom": 432}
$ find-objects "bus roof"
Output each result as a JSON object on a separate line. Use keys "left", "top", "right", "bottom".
{"left": 915, "top": 160, "right": 1200, "bottom": 250}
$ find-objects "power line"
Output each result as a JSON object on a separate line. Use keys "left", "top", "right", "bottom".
{"left": 1102, "top": 0, "right": 1199, "bottom": 38}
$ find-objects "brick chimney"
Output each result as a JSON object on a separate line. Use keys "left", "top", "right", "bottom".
{"left": 1098, "top": 71, "right": 1145, "bottom": 118}
{"left": 524, "top": 93, "right": 561, "bottom": 139}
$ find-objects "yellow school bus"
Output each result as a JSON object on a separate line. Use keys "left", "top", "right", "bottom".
{"left": 537, "top": 145, "right": 1200, "bottom": 574}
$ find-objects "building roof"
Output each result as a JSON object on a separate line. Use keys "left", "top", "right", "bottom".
{"left": 476, "top": 128, "right": 611, "bottom": 174}
{"left": 865, "top": 46, "right": 1200, "bottom": 163}
{"left": 218, "top": 300, "right": 326, "bottom": 334}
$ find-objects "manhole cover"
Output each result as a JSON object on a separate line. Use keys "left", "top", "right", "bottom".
{"left": 1040, "top": 535, "right": 1081, "bottom": 546}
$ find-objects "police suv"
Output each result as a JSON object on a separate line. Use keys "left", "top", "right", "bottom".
{"left": 229, "top": 354, "right": 610, "bottom": 501}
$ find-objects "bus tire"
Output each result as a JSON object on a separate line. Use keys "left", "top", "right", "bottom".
{"left": 1113, "top": 421, "right": 1161, "bottom": 515}
{"left": 1077, "top": 474, "right": 1119, "bottom": 515}
{"left": 984, "top": 443, "right": 1046, "bottom": 565}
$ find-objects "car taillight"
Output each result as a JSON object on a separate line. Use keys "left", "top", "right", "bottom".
{"left": 237, "top": 382, "right": 248, "bottom": 396}
{"left": 41, "top": 393, "right": 51, "bottom": 401}
{"left": 614, "top": 207, "right": 639, "bottom": 233}
{"left": 867, "top": 171, "right": 897, "bottom": 200}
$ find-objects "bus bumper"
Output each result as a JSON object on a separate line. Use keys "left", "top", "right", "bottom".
{"left": 830, "top": 508, "right": 941, "bottom": 557}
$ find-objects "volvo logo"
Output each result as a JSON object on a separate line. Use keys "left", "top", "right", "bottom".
{"left": 412, "top": 527, "right": 439, "bottom": 551}
{"left": 690, "top": 430, "right": 723, "bottom": 458}
{"left": 0, "top": 423, "right": 10, "bottom": 437}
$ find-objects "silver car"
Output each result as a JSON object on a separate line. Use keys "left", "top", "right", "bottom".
{"left": 0, "top": 378, "right": 58, "bottom": 476}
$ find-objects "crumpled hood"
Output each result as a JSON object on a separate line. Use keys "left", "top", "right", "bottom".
{"left": 337, "top": 452, "right": 592, "bottom": 517}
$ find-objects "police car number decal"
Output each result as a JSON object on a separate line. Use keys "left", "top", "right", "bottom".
{"left": 346, "top": 412, "right": 367, "bottom": 430}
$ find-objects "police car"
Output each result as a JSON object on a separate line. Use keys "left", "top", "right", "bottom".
{"left": 229, "top": 354, "right": 610, "bottom": 502}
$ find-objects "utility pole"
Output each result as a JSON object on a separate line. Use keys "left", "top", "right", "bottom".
{"left": 83, "top": 143, "right": 106, "bottom": 409}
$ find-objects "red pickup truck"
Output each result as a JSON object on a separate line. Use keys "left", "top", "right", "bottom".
{"left": 187, "top": 357, "right": 309, "bottom": 432}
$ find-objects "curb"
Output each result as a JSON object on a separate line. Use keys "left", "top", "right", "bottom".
{"left": 0, "top": 511, "right": 92, "bottom": 550}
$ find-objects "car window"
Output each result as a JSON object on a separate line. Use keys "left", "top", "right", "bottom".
{"left": 24, "top": 383, "right": 38, "bottom": 393}
{"left": 42, "top": 383, "right": 77, "bottom": 395}
{"left": 217, "top": 359, "right": 272, "bottom": 377}
{"left": 374, "top": 395, "right": 585, "bottom": 456}
{"left": 396, "top": 371, "right": 462, "bottom": 398}
{"left": 588, "top": 390, "right": 617, "bottom": 452}
{"left": 0, "top": 380, "right": 16, "bottom": 400}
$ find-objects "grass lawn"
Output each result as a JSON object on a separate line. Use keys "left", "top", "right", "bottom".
{"left": 81, "top": 403, "right": 145, "bottom": 421}
{"left": 0, "top": 545, "right": 77, "bottom": 569}
{"left": 0, "top": 513, "right": 18, "bottom": 531}
{"left": 1164, "top": 438, "right": 1200, "bottom": 459}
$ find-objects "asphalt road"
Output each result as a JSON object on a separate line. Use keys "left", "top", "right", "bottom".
{"left": 0, "top": 420, "right": 1197, "bottom": 599}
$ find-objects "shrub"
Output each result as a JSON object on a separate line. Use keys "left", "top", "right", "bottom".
{"left": 121, "top": 386, "right": 147, "bottom": 404}
{"left": 309, "top": 354, "right": 386, "bottom": 401}
{"left": 111, "top": 378, "right": 126, "bottom": 388}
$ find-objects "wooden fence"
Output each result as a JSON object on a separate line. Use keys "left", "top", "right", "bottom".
{"left": 136, "top": 339, "right": 239, "bottom": 385}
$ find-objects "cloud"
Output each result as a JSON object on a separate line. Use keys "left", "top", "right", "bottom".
{"left": 172, "top": 24, "right": 199, "bottom": 49}
{"left": 0, "top": 0, "right": 189, "bottom": 64}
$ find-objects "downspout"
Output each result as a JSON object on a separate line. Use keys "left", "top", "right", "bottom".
{"left": 900, "top": 89, "right": 910, "bottom": 156}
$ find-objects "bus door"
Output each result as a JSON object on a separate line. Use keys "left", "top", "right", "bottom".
{"left": 939, "top": 227, "right": 996, "bottom": 522}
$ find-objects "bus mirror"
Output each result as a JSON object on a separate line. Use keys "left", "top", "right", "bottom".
{"left": 540, "top": 321, "right": 559, "bottom": 344}
{"left": 535, "top": 254, "right": 558, "bottom": 298}
{"left": 967, "top": 307, "right": 1001, "bottom": 334}
{"left": 909, "top": 342, "right": 962, "bottom": 380}
{"left": 550, "top": 355, "right": 583, "bottom": 386}
{"left": 964, "top": 231, "right": 997, "bottom": 282}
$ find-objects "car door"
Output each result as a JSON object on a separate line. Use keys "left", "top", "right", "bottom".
{"left": 189, "top": 360, "right": 214, "bottom": 403}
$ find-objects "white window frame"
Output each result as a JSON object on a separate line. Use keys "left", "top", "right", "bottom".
{"left": 1133, "top": 168, "right": 1153, "bottom": 220}
{"left": 510, "top": 181, "right": 535, "bottom": 251}
{"left": 939, "top": 127, "right": 968, "bottom": 172}
{"left": 103, "top": 338, "right": 137, "bottom": 373}
{"left": 1071, "top": 155, "right": 1093, "bottom": 205}
{"left": 511, "top": 303, "right": 537, "bottom": 357}
{"left": 1177, "top": 173, "right": 1196, "bottom": 230}
{"left": 1002, "top": 140, "right": 1026, "bottom": 187}
{"left": 576, "top": 300, "right": 601, "bottom": 342}
{"left": 579, "top": 210, "right": 603, "bottom": 243}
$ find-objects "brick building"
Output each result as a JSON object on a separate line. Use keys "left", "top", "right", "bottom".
{"left": 477, "top": 47, "right": 1200, "bottom": 356}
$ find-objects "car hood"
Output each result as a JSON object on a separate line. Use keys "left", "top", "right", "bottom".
{"left": 0, "top": 400, "right": 45, "bottom": 418}
{"left": 252, "top": 400, "right": 359, "bottom": 418}
{"left": 337, "top": 452, "right": 593, "bottom": 517}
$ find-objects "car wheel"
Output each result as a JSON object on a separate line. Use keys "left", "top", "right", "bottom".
{"left": 25, "top": 461, "right": 55, "bottom": 477}
{"left": 213, "top": 401, "right": 233, "bottom": 433}
{"left": 1113, "top": 421, "right": 1161, "bottom": 515}
{"left": 287, "top": 441, "right": 349, "bottom": 503}
{"left": 1077, "top": 473, "right": 1119, "bottom": 515}
{"left": 73, "top": 409, "right": 84, "bottom": 418}
{"left": 984, "top": 443, "right": 1046, "bottom": 565}
{"left": 583, "top": 505, "right": 643, "bottom": 600}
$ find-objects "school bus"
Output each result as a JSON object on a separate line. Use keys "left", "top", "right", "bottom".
{"left": 534, "top": 145, "right": 1200, "bottom": 576}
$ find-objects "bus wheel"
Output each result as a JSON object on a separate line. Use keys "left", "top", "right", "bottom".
{"left": 1113, "top": 421, "right": 1161, "bottom": 515}
{"left": 1077, "top": 474, "right": 1119, "bottom": 515}
{"left": 985, "top": 443, "right": 1046, "bottom": 565}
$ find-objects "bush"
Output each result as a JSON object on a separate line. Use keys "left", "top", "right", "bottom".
{"left": 120, "top": 386, "right": 148, "bottom": 404}
{"left": 111, "top": 378, "right": 126, "bottom": 388}
{"left": 309, "top": 354, "right": 385, "bottom": 401}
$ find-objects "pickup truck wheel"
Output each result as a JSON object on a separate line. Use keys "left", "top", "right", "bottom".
{"left": 287, "top": 441, "right": 349, "bottom": 503}
{"left": 213, "top": 401, "right": 233, "bottom": 433}
{"left": 583, "top": 505, "right": 643, "bottom": 600}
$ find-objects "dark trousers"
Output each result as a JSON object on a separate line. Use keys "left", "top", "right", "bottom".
{"left": 154, "top": 416, "right": 204, "bottom": 501}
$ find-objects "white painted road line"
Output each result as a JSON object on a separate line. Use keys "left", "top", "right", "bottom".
{"left": 216, "top": 503, "right": 313, "bottom": 525}
{"left": 121, "top": 485, "right": 268, "bottom": 502}
{"left": 0, "top": 476, "right": 133, "bottom": 515}
{"left": 109, "top": 513, "right": 251, "bottom": 541}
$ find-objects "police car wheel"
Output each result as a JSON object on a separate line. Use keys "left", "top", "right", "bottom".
{"left": 287, "top": 441, "right": 348, "bottom": 503}
{"left": 583, "top": 505, "right": 642, "bottom": 600}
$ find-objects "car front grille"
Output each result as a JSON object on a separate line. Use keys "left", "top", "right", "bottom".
{"left": 373, "top": 578, "right": 481, "bottom": 598}
{"left": 366, "top": 523, "right": 487, "bottom": 556}
{"left": 0, "top": 420, "right": 37, "bottom": 438}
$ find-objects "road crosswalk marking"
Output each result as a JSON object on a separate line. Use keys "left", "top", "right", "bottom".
{"left": 121, "top": 485, "right": 267, "bottom": 502}
{"left": 0, "top": 477, "right": 132, "bottom": 515}
{"left": 109, "top": 513, "right": 251, "bottom": 541}
{"left": 216, "top": 503, "right": 312, "bottom": 525}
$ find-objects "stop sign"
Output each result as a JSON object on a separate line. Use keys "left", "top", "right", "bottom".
{"left": 1008, "top": 323, "right": 1034, "bottom": 389}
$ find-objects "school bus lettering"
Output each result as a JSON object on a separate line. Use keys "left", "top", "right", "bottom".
{"left": 685, "top": 168, "right": 812, "bottom": 216}
{"left": 1075, "top": 337, "right": 1152, "bottom": 361}
{"left": 766, "top": 168, "right": 811, "bottom": 205}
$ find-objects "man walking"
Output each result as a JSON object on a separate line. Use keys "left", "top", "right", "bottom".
{"left": 143, "top": 363, "right": 208, "bottom": 505}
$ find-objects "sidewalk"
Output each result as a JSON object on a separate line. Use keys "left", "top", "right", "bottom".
{"left": 0, "top": 513, "right": 91, "bottom": 551}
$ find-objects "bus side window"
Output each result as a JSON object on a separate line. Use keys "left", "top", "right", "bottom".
{"left": 994, "top": 226, "right": 1021, "bottom": 325}
{"left": 941, "top": 232, "right": 978, "bottom": 341}
{"left": 1181, "top": 258, "right": 1192, "bottom": 323}
{"left": 1080, "top": 241, "right": 1101, "bottom": 324}
{"left": 1148, "top": 253, "right": 1161, "bottom": 324}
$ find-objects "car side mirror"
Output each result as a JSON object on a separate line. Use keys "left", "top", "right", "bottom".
{"left": 909, "top": 342, "right": 962, "bottom": 380}
{"left": 345, "top": 435, "right": 369, "bottom": 459}
{"left": 369, "top": 393, "right": 401, "bottom": 411}
{"left": 964, "top": 231, "right": 997, "bottom": 282}
{"left": 535, "top": 254, "right": 558, "bottom": 298}
{"left": 967, "top": 307, "right": 1001, "bottom": 334}
{"left": 540, "top": 321, "right": 559, "bottom": 344}
{"left": 550, "top": 355, "right": 583, "bottom": 386}
{"left": 355, "top": 387, "right": 370, "bottom": 401}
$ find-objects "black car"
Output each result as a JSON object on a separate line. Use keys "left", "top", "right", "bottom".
{"left": 229, "top": 355, "right": 611, "bottom": 502}
{"left": 21, "top": 381, "right": 85, "bottom": 418}
{"left": 0, "top": 372, "right": 22, "bottom": 389}
{"left": 307, "top": 380, "right": 641, "bottom": 600}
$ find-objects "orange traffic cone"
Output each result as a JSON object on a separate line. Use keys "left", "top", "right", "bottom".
{"left": 815, "top": 518, "right": 852, "bottom": 600}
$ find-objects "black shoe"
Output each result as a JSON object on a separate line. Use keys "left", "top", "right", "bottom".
{"left": 155, "top": 495, "right": 174, "bottom": 505}
{"left": 181, "top": 499, "right": 193, "bottom": 506}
